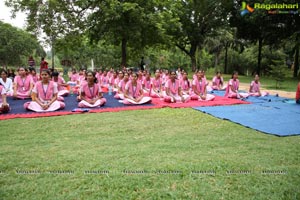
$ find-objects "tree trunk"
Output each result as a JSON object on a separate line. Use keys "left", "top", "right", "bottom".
{"left": 257, "top": 37, "right": 263, "bottom": 75}
{"left": 121, "top": 38, "right": 127, "bottom": 67}
{"left": 214, "top": 51, "right": 220, "bottom": 68}
{"left": 51, "top": 36, "right": 55, "bottom": 70}
{"left": 294, "top": 45, "right": 299, "bottom": 78}
{"left": 224, "top": 43, "right": 228, "bottom": 74}
{"left": 190, "top": 43, "right": 197, "bottom": 72}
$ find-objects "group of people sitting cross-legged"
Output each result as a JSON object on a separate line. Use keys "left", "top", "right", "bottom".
{"left": 0, "top": 67, "right": 299, "bottom": 114}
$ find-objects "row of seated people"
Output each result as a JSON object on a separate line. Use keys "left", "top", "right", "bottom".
{"left": 0, "top": 67, "right": 290, "bottom": 114}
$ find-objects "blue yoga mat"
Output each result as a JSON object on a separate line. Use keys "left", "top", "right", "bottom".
{"left": 5, "top": 93, "right": 154, "bottom": 115}
{"left": 193, "top": 98, "right": 300, "bottom": 136}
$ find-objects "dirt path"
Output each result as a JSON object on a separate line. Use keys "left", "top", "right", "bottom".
{"left": 239, "top": 83, "right": 295, "bottom": 99}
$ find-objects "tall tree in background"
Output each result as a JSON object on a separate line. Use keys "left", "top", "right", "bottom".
{"left": 162, "top": 0, "right": 231, "bottom": 71}
{"left": 6, "top": 0, "right": 165, "bottom": 67}
{"left": 205, "top": 27, "right": 246, "bottom": 73}
{"left": 0, "top": 21, "right": 43, "bottom": 66}
{"left": 87, "top": 0, "right": 165, "bottom": 66}
{"left": 6, "top": 0, "right": 89, "bottom": 68}
{"left": 230, "top": 0, "right": 300, "bottom": 76}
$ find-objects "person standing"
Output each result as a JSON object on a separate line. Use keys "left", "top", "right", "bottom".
{"left": 40, "top": 57, "right": 48, "bottom": 76}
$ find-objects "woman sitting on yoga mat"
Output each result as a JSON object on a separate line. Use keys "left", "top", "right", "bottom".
{"left": 51, "top": 71, "right": 69, "bottom": 100}
{"left": 179, "top": 71, "right": 191, "bottom": 95}
{"left": 13, "top": 67, "right": 33, "bottom": 99}
{"left": 24, "top": 70, "right": 65, "bottom": 112}
{"left": 190, "top": 70, "right": 215, "bottom": 101}
{"left": 28, "top": 67, "right": 39, "bottom": 84}
{"left": 0, "top": 83, "right": 10, "bottom": 114}
{"left": 122, "top": 72, "right": 152, "bottom": 105}
{"left": 163, "top": 71, "right": 190, "bottom": 103}
{"left": 150, "top": 69, "right": 163, "bottom": 98}
{"left": 114, "top": 72, "right": 129, "bottom": 100}
{"left": 248, "top": 74, "right": 269, "bottom": 97}
{"left": 142, "top": 71, "right": 152, "bottom": 95}
{"left": 225, "top": 71, "right": 249, "bottom": 99}
{"left": 210, "top": 71, "right": 226, "bottom": 91}
{"left": 113, "top": 70, "right": 124, "bottom": 92}
{"left": 78, "top": 71, "right": 106, "bottom": 108}
{"left": 0, "top": 69, "right": 13, "bottom": 96}
{"left": 296, "top": 82, "right": 300, "bottom": 104}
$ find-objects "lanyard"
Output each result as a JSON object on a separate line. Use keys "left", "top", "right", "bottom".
{"left": 233, "top": 80, "right": 238, "bottom": 90}
{"left": 132, "top": 84, "right": 137, "bottom": 97}
{"left": 155, "top": 78, "right": 160, "bottom": 88}
{"left": 88, "top": 84, "right": 95, "bottom": 97}
{"left": 43, "top": 83, "right": 49, "bottom": 99}
{"left": 21, "top": 77, "right": 26, "bottom": 87}
{"left": 198, "top": 80, "right": 202, "bottom": 92}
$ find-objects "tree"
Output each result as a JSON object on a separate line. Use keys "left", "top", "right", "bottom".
{"left": 6, "top": 0, "right": 89, "bottom": 69}
{"left": 230, "top": 0, "right": 300, "bottom": 75}
{"left": 162, "top": 0, "right": 232, "bottom": 71}
{"left": 205, "top": 27, "right": 246, "bottom": 73}
{"left": 0, "top": 21, "right": 43, "bottom": 66}
{"left": 87, "top": 0, "right": 165, "bottom": 66}
{"left": 6, "top": 0, "right": 166, "bottom": 67}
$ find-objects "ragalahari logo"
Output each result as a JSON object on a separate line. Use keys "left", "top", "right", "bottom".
{"left": 240, "top": 2, "right": 255, "bottom": 16}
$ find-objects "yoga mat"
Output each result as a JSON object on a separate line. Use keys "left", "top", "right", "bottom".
{"left": 193, "top": 100, "right": 300, "bottom": 136}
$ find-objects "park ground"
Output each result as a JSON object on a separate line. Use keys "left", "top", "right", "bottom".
{"left": 0, "top": 74, "right": 299, "bottom": 199}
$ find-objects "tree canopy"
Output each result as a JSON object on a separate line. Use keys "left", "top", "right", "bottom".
{"left": 3, "top": 0, "right": 300, "bottom": 77}
{"left": 0, "top": 21, "right": 44, "bottom": 66}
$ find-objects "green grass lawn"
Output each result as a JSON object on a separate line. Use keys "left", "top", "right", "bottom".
{"left": 1, "top": 108, "right": 299, "bottom": 199}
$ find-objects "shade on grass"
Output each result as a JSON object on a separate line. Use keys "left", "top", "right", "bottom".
{"left": 0, "top": 108, "right": 299, "bottom": 199}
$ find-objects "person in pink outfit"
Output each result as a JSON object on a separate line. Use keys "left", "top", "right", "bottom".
{"left": 142, "top": 71, "right": 152, "bottom": 95}
{"left": 24, "top": 70, "right": 65, "bottom": 112}
{"left": 28, "top": 67, "right": 39, "bottom": 85}
{"left": 13, "top": 67, "right": 33, "bottom": 99}
{"left": 51, "top": 71, "right": 70, "bottom": 100}
{"left": 248, "top": 74, "right": 269, "bottom": 97}
{"left": 225, "top": 71, "right": 249, "bottom": 99}
{"left": 179, "top": 71, "right": 191, "bottom": 95}
{"left": 191, "top": 70, "right": 215, "bottom": 101}
{"left": 78, "top": 71, "right": 106, "bottom": 108}
{"left": 163, "top": 71, "right": 190, "bottom": 103}
{"left": 150, "top": 70, "right": 163, "bottom": 98}
{"left": 296, "top": 82, "right": 300, "bottom": 104}
{"left": 211, "top": 71, "right": 226, "bottom": 90}
{"left": 114, "top": 72, "right": 129, "bottom": 100}
{"left": 68, "top": 68, "right": 79, "bottom": 84}
{"left": 113, "top": 70, "right": 123, "bottom": 92}
{"left": 123, "top": 72, "right": 152, "bottom": 105}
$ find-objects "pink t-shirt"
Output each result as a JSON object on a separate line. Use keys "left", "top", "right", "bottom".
{"left": 165, "top": 79, "right": 180, "bottom": 95}
{"left": 250, "top": 81, "right": 260, "bottom": 93}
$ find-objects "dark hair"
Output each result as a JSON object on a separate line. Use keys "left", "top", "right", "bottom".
{"left": 41, "top": 69, "right": 51, "bottom": 76}
{"left": 29, "top": 67, "right": 36, "bottom": 73}
{"left": 18, "top": 66, "right": 27, "bottom": 71}
{"left": 132, "top": 72, "right": 138, "bottom": 77}
{"left": 170, "top": 70, "right": 176, "bottom": 75}
{"left": 52, "top": 71, "right": 59, "bottom": 77}
{"left": 231, "top": 71, "right": 238, "bottom": 79}
{"left": 0, "top": 69, "right": 8, "bottom": 75}
{"left": 86, "top": 70, "right": 97, "bottom": 83}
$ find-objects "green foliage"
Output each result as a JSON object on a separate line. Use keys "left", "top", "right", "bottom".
{"left": 0, "top": 21, "right": 44, "bottom": 66}
{"left": 269, "top": 59, "right": 289, "bottom": 89}
{"left": 197, "top": 49, "right": 213, "bottom": 70}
